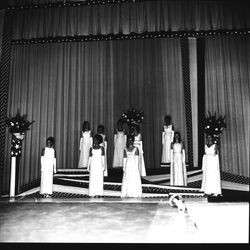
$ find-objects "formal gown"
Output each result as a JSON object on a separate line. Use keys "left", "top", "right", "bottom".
{"left": 133, "top": 133, "right": 146, "bottom": 176}
{"left": 201, "top": 144, "right": 222, "bottom": 196}
{"left": 161, "top": 124, "right": 174, "bottom": 164}
{"left": 99, "top": 133, "right": 108, "bottom": 177}
{"left": 88, "top": 147, "right": 104, "bottom": 196}
{"left": 40, "top": 147, "right": 55, "bottom": 195}
{"left": 121, "top": 147, "right": 142, "bottom": 198}
{"left": 78, "top": 130, "right": 92, "bottom": 168}
{"left": 170, "top": 143, "right": 187, "bottom": 186}
{"left": 113, "top": 130, "right": 127, "bottom": 168}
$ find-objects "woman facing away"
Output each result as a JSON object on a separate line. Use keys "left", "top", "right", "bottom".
{"left": 201, "top": 134, "right": 222, "bottom": 197}
{"left": 121, "top": 134, "right": 142, "bottom": 198}
{"left": 132, "top": 124, "right": 146, "bottom": 176}
{"left": 113, "top": 119, "right": 127, "bottom": 168}
{"left": 40, "top": 137, "right": 57, "bottom": 198}
{"left": 78, "top": 121, "right": 93, "bottom": 169}
{"left": 97, "top": 124, "right": 108, "bottom": 177}
{"left": 161, "top": 115, "right": 174, "bottom": 164}
{"left": 87, "top": 134, "right": 105, "bottom": 197}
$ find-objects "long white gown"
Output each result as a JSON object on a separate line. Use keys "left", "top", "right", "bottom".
{"left": 133, "top": 133, "right": 146, "bottom": 176}
{"left": 88, "top": 148, "right": 104, "bottom": 196}
{"left": 161, "top": 124, "right": 174, "bottom": 164}
{"left": 121, "top": 147, "right": 142, "bottom": 198}
{"left": 112, "top": 130, "right": 127, "bottom": 168}
{"left": 40, "top": 147, "right": 55, "bottom": 195}
{"left": 201, "top": 144, "right": 222, "bottom": 196}
{"left": 170, "top": 143, "right": 187, "bottom": 186}
{"left": 78, "top": 130, "right": 92, "bottom": 168}
{"left": 99, "top": 133, "right": 108, "bottom": 177}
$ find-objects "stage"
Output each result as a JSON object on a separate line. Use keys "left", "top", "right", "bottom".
{"left": 0, "top": 197, "right": 248, "bottom": 243}
{"left": 0, "top": 167, "right": 249, "bottom": 243}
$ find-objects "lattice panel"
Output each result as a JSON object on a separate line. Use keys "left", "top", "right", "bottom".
{"left": 181, "top": 38, "right": 194, "bottom": 168}
{"left": 0, "top": 10, "right": 13, "bottom": 195}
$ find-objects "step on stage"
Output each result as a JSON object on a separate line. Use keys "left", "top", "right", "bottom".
{"left": 18, "top": 168, "right": 207, "bottom": 201}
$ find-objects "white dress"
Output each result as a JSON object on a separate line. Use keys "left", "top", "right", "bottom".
{"left": 133, "top": 133, "right": 146, "bottom": 176}
{"left": 170, "top": 143, "right": 187, "bottom": 186}
{"left": 201, "top": 144, "right": 222, "bottom": 196}
{"left": 112, "top": 130, "right": 127, "bottom": 168}
{"left": 99, "top": 133, "right": 108, "bottom": 177}
{"left": 121, "top": 147, "right": 142, "bottom": 198}
{"left": 88, "top": 148, "right": 104, "bottom": 196}
{"left": 78, "top": 130, "right": 92, "bottom": 168}
{"left": 161, "top": 125, "right": 174, "bottom": 164}
{"left": 40, "top": 147, "right": 55, "bottom": 195}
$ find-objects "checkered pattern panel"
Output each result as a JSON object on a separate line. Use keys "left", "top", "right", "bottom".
{"left": 180, "top": 38, "right": 193, "bottom": 168}
{"left": 0, "top": 10, "right": 13, "bottom": 195}
{"left": 23, "top": 191, "right": 204, "bottom": 199}
{"left": 221, "top": 171, "right": 249, "bottom": 185}
{"left": 187, "top": 171, "right": 250, "bottom": 188}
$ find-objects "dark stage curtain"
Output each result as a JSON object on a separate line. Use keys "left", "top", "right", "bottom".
{"left": 3, "top": 38, "right": 186, "bottom": 193}
{"left": 11, "top": 0, "right": 250, "bottom": 39}
{"left": 205, "top": 36, "right": 250, "bottom": 177}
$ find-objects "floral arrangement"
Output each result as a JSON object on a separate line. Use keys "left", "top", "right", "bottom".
{"left": 204, "top": 111, "right": 226, "bottom": 144}
{"left": 121, "top": 107, "right": 144, "bottom": 130}
{"left": 6, "top": 110, "right": 35, "bottom": 134}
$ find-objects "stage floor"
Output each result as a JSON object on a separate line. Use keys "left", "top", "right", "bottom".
{"left": 0, "top": 198, "right": 248, "bottom": 243}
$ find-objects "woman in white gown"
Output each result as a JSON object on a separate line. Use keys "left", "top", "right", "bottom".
{"left": 201, "top": 134, "right": 222, "bottom": 196}
{"left": 121, "top": 135, "right": 142, "bottom": 198}
{"left": 97, "top": 124, "right": 108, "bottom": 177}
{"left": 78, "top": 121, "right": 93, "bottom": 169}
{"left": 170, "top": 132, "right": 187, "bottom": 186}
{"left": 161, "top": 115, "right": 174, "bottom": 164}
{"left": 133, "top": 125, "right": 146, "bottom": 176}
{"left": 40, "top": 137, "right": 57, "bottom": 197}
{"left": 88, "top": 134, "right": 105, "bottom": 197}
{"left": 113, "top": 119, "right": 127, "bottom": 168}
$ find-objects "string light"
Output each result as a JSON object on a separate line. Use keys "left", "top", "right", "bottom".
{"left": 6, "top": 0, "right": 137, "bottom": 10}
{"left": 10, "top": 29, "right": 250, "bottom": 45}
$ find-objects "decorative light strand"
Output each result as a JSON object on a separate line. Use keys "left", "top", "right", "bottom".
{"left": 6, "top": 0, "right": 135, "bottom": 10}
{"left": 10, "top": 29, "right": 250, "bottom": 45}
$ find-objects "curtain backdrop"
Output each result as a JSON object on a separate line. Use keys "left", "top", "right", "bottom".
{"left": 11, "top": 0, "right": 250, "bottom": 40}
{"left": 3, "top": 37, "right": 186, "bottom": 193}
{"left": 205, "top": 36, "right": 250, "bottom": 177}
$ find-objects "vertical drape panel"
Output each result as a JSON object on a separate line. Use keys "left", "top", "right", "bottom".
{"left": 112, "top": 38, "right": 186, "bottom": 169}
{"left": 205, "top": 36, "right": 250, "bottom": 177}
{"left": 189, "top": 37, "right": 198, "bottom": 167}
{"left": 4, "top": 42, "right": 114, "bottom": 192}
{"left": 4, "top": 38, "right": 185, "bottom": 193}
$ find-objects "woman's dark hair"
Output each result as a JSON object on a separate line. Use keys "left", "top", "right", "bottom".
{"left": 93, "top": 134, "right": 103, "bottom": 144}
{"left": 133, "top": 124, "right": 140, "bottom": 133}
{"left": 47, "top": 137, "right": 55, "bottom": 145}
{"left": 173, "top": 131, "right": 181, "bottom": 143}
{"left": 97, "top": 124, "right": 104, "bottom": 133}
{"left": 82, "top": 121, "right": 90, "bottom": 131}
{"left": 126, "top": 134, "right": 135, "bottom": 146}
{"left": 117, "top": 119, "right": 124, "bottom": 131}
{"left": 164, "top": 115, "right": 171, "bottom": 123}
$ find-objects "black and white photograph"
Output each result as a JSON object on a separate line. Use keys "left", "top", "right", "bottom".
{"left": 0, "top": 0, "right": 249, "bottom": 245}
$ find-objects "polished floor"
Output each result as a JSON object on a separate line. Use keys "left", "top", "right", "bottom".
{"left": 0, "top": 197, "right": 248, "bottom": 243}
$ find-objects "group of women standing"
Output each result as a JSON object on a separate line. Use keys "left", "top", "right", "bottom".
{"left": 39, "top": 115, "right": 222, "bottom": 198}
{"left": 161, "top": 115, "right": 222, "bottom": 197}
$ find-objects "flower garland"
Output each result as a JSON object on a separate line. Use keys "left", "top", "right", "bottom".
{"left": 121, "top": 107, "right": 144, "bottom": 131}
{"left": 204, "top": 111, "right": 226, "bottom": 144}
